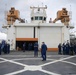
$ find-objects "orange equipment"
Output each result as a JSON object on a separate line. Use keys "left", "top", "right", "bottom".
{"left": 53, "top": 8, "right": 70, "bottom": 25}
{"left": 7, "top": 7, "right": 25, "bottom": 25}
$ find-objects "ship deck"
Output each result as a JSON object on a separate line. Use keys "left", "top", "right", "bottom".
{"left": 0, "top": 51, "right": 76, "bottom": 75}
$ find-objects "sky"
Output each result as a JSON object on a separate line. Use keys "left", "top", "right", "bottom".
{"left": 0, "top": 0, "right": 76, "bottom": 34}
{"left": 0, "top": 32, "right": 7, "bottom": 40}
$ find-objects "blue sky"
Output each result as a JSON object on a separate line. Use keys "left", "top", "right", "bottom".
{"left": 0, "top": 0, "right": 76, "bottom": 33}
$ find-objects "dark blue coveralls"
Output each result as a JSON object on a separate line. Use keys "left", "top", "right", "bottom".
{"left": 1, "top": 40, "right": 5, "bottom": 53}
{"left": 0, "top": 43, "right": 2, "bottom": 55}
{"left": 28, "top": 43, "right": 32, "bottom": 50}
{"left": 58, "top": 43, "right": 62, "bottom": 54}
{"left": 70, "top": 43, "right": 74, "bottom": 55}
{"left": 7, "top": 43, "right": 10, "bottom": 54}
{"left": 41, "top": 43, "right": 47, "bottom": 61}
{"left": 23, "top": 43, "right": 26, "bottom": 52}
{"left": 4, "top": 43, "right": 7, "bottom": 54}
{"left": 74, "top": 44, "right": 76, "bottom": 54}
{"left": 66, "top": 43, "right": 70, "bottom": 55}
{"left": 34, "top": 42, "right": 38, "bottom": 57}
{"left": 62, "top": 43, "right": 66, "bottom": 55}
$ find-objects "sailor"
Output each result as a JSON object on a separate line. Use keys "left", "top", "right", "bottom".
{"left": 62, "top": 43, "right": 66, "bottom": 55}
{"left": 23, "top": 42, "right": 26, "bottom": 52}
{"left": 74, "top": 43, "right": 76, "bottom": 54}
{"left": 28, "top": 43, "right": 32, "bottom": 50}
{"left": 7, "top": 43, "right": 10, "bottom": 54}
{"left": 4, "top": 42, "right": 8, "bottom": 54}
{"left": 66, "top": 42, "right": 70, "bottom": 55}
{"left": 41, "top": 42, "right": 47, "bottom": 61}
{"left": 1, "top": 40, "right": 4, "bottom": 52}
{"left": 69, "top": 43, "right": 74, "bottom": 55}
{"left": 1, "top": 40, "right": 5, "bottom": 53}
{"left": 58, "top": 43, "right": 62, "bottom": 54}
{"left": 34, "top": 42, "right": 38, "bottom": 57}
{"left": 0, "top": 43, "right": 2, "bottom": 55}
{"left": 30, "top": 43, "right": 33, "bottom": 50}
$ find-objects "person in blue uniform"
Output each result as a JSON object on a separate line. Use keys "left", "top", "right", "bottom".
{"left": 1, "top": 40, "right": 5, "bottom": 53}
{"left": 28, "top": 43, "right": 32, "bottom": 50}
{"left": 34, "top": 42, "right": 38, "bottom": 57}
{"left": 66, "top": 43, "right": 70, "bottom": 55}
{"left": 41, "top": 42, "right": 47, "bottom": 61}
{"left": 23, "top": 42, "right": 26, "bottom": 52}
{"left": 0, "top": 43, "right": 2, "bottom": 55}
{"left": 62, "top": 43, "right": 66, "bottom": 55}
{"left": 7, "top": 43, "right": 10, "bottom": 54}
{"left": 4, "top": 42, "right": 7, "bottom": 54}
{"left": 74, "top": 43, "right": 76, "bottom": 54}
{"left": 58, "top": 43, "right": 62, "bottom": 54}
{"left": 70, "top": 43, "right": 74, "bottom": 55}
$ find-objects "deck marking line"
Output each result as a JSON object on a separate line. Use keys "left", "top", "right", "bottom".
{"left": 0, "top": 61, "right": 7, "bottom": 63}
{"left": 0, "top": 57, "right": 28, "bottom": 67}
{"left": 40, "top": 69, "right": 61, "bottom": 75}
{"left": 61, "top": 61, "right": 76, "bottom": 66}
{"left": 1, "top": 55, "right": 75, "bottom": 75}
{"left": 40, "top": 56, "right": 76, "bottom": 67}
{"left": 5, "top": 69, "right": 26, "bottom": 75}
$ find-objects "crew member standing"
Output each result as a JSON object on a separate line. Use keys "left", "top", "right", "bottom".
{"left": 62, "top": 43, "right": 66, "bottom": 55}
{"left": 34, "top": 42, "right": 38, "bottom": 57}
{"left": 58, "top": 43, "right": 62, "bottom": 54}
{"left": 7, "top": 43, "right": 10, "bottom": 54}
{"left": 66, "top": 42, "right": 70, "bottom": 55}
{"left": 74, "top": 43, "right": 76, "bottom": 54}
{"left": 70, "top": 43, "right": 74, "bottom": 55}
{"left": 41, "top": 42, "right": 47, "bottom": 61}
{"left": 0, "top": 43, "right": 2, "bottom": 55}
{"left": 23, "top": 42, "right": 26, "bottom": 52}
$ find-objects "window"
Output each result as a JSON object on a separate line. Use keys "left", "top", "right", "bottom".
{"left": 44, "top": 17, "right": 46, "bottom": 21}
{"left": 39, "top": 17, "right": 43, "bottom": 20}
{"left": 31, "top": 17, "right": 33, "bottom": 20}
{"left": 35, "top": 16, "right": 38, "bottom": 20}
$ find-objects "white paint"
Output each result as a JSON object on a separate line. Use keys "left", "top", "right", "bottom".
{"left": 5, "top": 22, "right": 70, "bottom": 50}
{"left": 24, "top": 66, "right": 42, "bottom": 71}
{"left": 0, "top": 55, "right": 75, "bottom": 75}
{"left": 0, "top": 57, "right": 28, "bottom": 67}
{"left": 7, "top": 25, "right": 16, "bottom": 50}
{"left": 5, "top": 69, "right": 26, "bottom": 75}
{"left": 62, "top": 26, "right": 70, "bottom": 42}
{"left": 40, "top": 55, "right": 76, "bottom": 67}
{"left": 39, "top": 26, "right": 62, "bottom": 48}
{"left": 12, "top": 58, "right": 42, "bottom": 60}
{"left": 0, "top": 54, "right": 68, "bottom": 57}
{"left": 0, "top": 61, "right": 6, "bottom": 63}
{"left": 16, "top": 27, "right": 33, "bottom": 38}
{"left": 40, "top": 69, "right": 61, "bottom": 75}
{"left": 12, "top": 58, "right": 55, "bottom": 61}
{"left": 0, "top": 32, "right": 7, "bottom": 40}
{"left": 61, "top": 61, "right": 76, "bottom": 66}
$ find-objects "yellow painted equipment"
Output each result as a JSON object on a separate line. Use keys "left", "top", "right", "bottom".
{"left": 53, "top": 8, "right": 70, "bottom": 25}
{"left": 7, "top": 7, "right": 25, "bottom": 25}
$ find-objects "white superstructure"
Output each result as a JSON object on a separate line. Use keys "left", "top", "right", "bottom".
{"left": 3, "top": 6, "right": 73, "bottom": 51}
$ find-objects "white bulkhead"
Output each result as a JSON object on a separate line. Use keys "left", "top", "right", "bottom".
{"left": 4, "top": 6, "right": 70, "bottom": 51}
{"left": 6, "top": 23, "right": 70, "bottom": 50}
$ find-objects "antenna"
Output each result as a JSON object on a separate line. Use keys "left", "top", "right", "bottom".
{"left": 69, "top": 5, "right": 72, "bottom": 24}
{"left": 42, "top": 2, "right": 43, "bottom": 7}
{"left": 4, "top": 4, "right": 7, "bottom": 24}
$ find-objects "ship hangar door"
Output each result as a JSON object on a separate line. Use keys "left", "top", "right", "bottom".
{"left": 16, "top": 38, "right": 38, "bottom": 51}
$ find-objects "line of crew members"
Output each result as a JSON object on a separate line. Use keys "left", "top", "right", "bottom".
{"left": 58, "top": 41, "right": 76, "bottom": 55}
{"left": 0, "top": 40, "right": 10, "bottom": 55}
{"left": 22, "top": 42, "right": 47, "bottom": 61}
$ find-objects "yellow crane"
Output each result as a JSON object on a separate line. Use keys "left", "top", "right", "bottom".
{"left": 7, "top": 7, "right": 25, "bottom": 25}
{"left": 53, "top": 8, "right": 70, "bottom": 25}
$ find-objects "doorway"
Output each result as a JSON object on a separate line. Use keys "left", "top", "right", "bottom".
{"left": 16, "top": 41, "right": 38, "bottom": 51}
